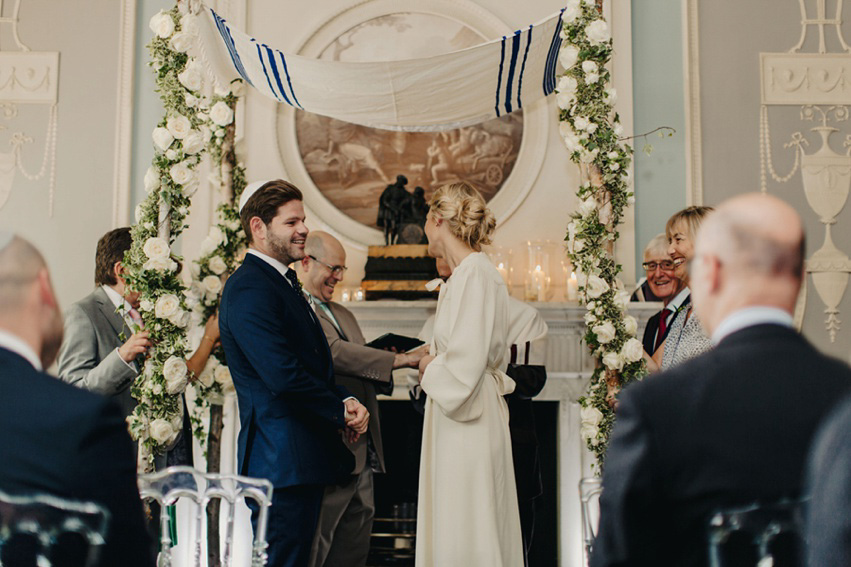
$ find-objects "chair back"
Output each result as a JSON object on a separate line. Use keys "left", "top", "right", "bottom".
{"left": 579, "top": 477, "right": 603, "bottom": 565}
{"left": 0, "top": 489, "right": 108, "bottom": 567}
{"left": 137, "top": 466, "right": 273, "bottom": 567}
{"left": 708, "top": 499, "right": 805, "bottom": 567}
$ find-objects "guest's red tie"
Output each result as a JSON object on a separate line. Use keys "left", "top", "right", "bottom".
{"left": 128, "top": 307, "right": 143, "bottom": 329}
{"left": 654, "top": 308, "right": 671, "bottom": 352}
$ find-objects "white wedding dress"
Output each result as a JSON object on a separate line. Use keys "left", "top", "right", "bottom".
{"left": 416, "top": 252, "right": 523, "bottom": 566}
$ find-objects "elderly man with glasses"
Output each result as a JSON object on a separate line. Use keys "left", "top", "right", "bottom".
{"left": 298, "top": 231, "right": 425, "bottom": 567}
{"left": 635, "top": 234, "right": 688, "bottom": 357}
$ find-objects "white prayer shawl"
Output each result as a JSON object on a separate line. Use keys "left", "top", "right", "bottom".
{"left": 197, "top": 6, "right": 565, "bottom": 131}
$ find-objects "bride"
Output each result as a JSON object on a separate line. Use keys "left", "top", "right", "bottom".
{"left": 416, "top": 182, "right": 523, "bottom": 566}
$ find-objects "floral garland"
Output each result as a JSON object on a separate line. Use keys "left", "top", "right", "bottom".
{"left": 557, "top": 0, "right": 646, "bottom": 469}
{"left": 124, "top": 5, "right": 212, "bottom": 466}
{"left": 185, "top": 84, "right": 248, "bottom": 449}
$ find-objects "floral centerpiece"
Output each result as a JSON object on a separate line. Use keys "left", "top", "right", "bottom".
{"left": 557, "top": 0, "right": 646, "bottom": 469}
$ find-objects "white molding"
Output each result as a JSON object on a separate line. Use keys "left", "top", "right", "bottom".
{"left": 272, "top": 0, "right": 550, "bottom": 248}
{"left": 112, "top": 0, "right": 137, "bottom": 228}
{"left": 683, "top": 0, "right": 703, "bottom": 206}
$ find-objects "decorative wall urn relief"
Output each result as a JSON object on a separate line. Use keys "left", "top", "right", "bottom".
{"left": 0, "top": 0, "right": 60, "bottom": 215}
{"left": 759, "top": 0, "right": 851, "bottom": 342}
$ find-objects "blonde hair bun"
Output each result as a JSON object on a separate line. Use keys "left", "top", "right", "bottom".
{"left": 428, "top": 182, "right": 496, "bottom": 251}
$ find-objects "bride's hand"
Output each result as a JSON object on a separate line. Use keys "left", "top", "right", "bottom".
{"left": 418, "top": 354, "right": 435, "bottom": 383}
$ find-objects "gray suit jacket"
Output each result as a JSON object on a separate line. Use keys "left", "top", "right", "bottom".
{"left": 318, "top": 301, "right": 395, "bottom": 474}
{"left": 57, "top": 287, "right": 138, "bottom": 419}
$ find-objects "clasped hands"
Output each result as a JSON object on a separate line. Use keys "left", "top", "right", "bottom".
{"left": 344, "top": 398, "right": 369, "bottom": 443}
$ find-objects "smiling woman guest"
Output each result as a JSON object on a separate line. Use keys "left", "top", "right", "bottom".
{"left": 654, "top": 205, "right": 715, "bottom": 371}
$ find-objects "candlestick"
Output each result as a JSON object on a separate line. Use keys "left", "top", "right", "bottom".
{"left": 567, "top": 272, "right": 579, "bottom": 301}
{"left": 496, "top": 262, "right": 509, "bottom": 286}
{"left": 341, "top": 289, "right": 351, "bottom": 302}
{"left": 533, "top": 265, "right": 547, "bottom": 301}
{"left": 355, "top": 288, "right": 365, "bottom": 301}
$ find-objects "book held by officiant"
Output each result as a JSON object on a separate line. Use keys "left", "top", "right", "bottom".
{"left": 366, "top": 333, "right": 424, "bottom": 352}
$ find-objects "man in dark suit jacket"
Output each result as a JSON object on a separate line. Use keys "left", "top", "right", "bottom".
{"left": 591, "top": 193, "right": 851, "bottom": 567}
{"left": 220, "top": 180, "right": 370, "bottom": 567}
{"left": 299, "top": 231, "right": 424, "bottom": 567}
{"left": 634, "top": 233, "right": 686, "bottom": 355}
{"left": 0, "top": 233, "right": 152, "bottom": 567}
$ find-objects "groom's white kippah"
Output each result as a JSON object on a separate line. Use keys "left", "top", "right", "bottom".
{"left": 238, "top": 179, "right": 276, "bottom": 213}
{"left": 0, "top": 231, "right": 14, "bottom": 252}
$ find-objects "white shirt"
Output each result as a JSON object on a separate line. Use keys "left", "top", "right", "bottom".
{"left": 711, "top": 306, "right": 794, "bottom": 345}
{"left": 664, "top": 287, "right": 691, "bottom": 324}
{"left": 0, "top": 329, "right": 42, "bottom": 370}
{"left": 101, "top": 285, "right": 138, "bottom": 372}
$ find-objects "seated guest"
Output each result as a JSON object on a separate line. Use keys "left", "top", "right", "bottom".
{"left": 634, "top": 233, "right": 687, "bottom": 356}
{"left": 0, "top": 233, "right": 152, "bottom": 567}
{"left": 652, "top": 206, "right": 714, "bottom": 371}
{"left": 300, "top": 231, "right": 423, "bottom": 567}
{"left": 590, "top": 194, "right": 851, "bottom": 567}
{"left": 805, "top": 393, "right": 851, "bottom": 566}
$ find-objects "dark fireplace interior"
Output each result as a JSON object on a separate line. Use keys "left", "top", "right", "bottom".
{"left": 369, "top": 399, "right": 559, "bottom": 566}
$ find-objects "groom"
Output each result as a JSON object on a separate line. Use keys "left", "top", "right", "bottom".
{"left": 220, "top": 179, "right": 370, "bottom": 567}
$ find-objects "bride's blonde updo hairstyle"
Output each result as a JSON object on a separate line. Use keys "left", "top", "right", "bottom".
{"left": 428, "top": 182, "right": 496, "bottom": 251}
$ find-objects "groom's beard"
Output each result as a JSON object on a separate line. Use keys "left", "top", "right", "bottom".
{"left": 268, "top": 231, "right": 305, "bottom": 266}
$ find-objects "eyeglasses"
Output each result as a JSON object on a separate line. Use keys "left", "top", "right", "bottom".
{"left": 309, "top": 255, "right": 347, "bottom": 277}
{"left": 642, "top": 260, "right": 677, "bottom": 272}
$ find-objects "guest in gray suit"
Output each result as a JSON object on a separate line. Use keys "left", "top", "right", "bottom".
{"left": 57, "top": 227, "right": 150, "bottom": 419}
{"left": 301, "top": 232, "right": 425, "bottom": 567}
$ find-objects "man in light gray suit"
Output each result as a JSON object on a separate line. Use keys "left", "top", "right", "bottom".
{"left": 301, "top": 232, "right": 424, "bottom": 567}
{"left": 57, "top": 227, "right": 150, "bottom": 419}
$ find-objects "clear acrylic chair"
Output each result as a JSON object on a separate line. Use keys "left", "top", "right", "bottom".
{"left": 137, "top": 466, "right": 273, "bottom": 567}
{"left": 579, "top": 477, "right": 603, "bottom": 566}
{"left": 0, "top": 489, "right": 109, "bottom": 567}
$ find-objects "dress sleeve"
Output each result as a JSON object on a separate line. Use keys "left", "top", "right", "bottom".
{"left": 421, "top": 265, "right": 504, "bottom": 422}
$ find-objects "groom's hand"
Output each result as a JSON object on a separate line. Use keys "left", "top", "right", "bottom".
{"left": 344, "top": 398, "right": 369, "bottom": 434}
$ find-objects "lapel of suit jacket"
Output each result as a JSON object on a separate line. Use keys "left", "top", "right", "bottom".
{"left": 318, "top": 302, "right": 348, "bottom": 341}
{"left": 93, "top": 287, "right": 131, "bottom": 339}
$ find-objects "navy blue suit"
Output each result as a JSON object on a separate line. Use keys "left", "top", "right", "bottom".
{"left": 220, "top": 253, "right": 354, "bottom": 567}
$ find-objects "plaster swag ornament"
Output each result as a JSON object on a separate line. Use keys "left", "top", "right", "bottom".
{"left": 0, "top": 0, "right": 59, "bottom": 215}
{"left": 759, "top": 0, "right": 851, "bottom": 342}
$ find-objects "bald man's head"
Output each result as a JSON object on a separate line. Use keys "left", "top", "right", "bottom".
{"left": 302, "top": 231, "right": 347, "bottom": 302}
{"left": 691, "top": 194, "right": 805, "bottom": 334}
{"left": 0, "top": 235, "right": 47, "bottom": 314}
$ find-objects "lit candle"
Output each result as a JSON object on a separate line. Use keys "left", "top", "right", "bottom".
{"left": 533, "top": 265, "right": 546, "bottom": 301}
{"left": 341, "top": 289, "right": 351, "bottom": 302}
{"left": 496, "top": 262, "right": 509, "bottom": 286}
{"left": 355, "top": 288, "right": 365, "bottom": 301}
{"left": 567, "top": 272, "right": 579, "bottom": 301}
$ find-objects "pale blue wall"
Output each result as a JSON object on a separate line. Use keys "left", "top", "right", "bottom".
{"left": 631, "top": 0, "right": 687, "bottom": 265}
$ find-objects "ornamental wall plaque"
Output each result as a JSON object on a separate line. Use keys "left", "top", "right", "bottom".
{"left": 759, "top": 0, "right": 851, "bottom": 342}
{"left": 0, "top": 0, "right": 59, "bottom": 215}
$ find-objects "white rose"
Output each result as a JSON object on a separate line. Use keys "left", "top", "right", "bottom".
{"left": 149, "top": 419, "right": 176, "bottom": 444}
{"left": 213, "top": 364, "right": 232, "bottom": 386}
{"left": 143, "top": 256, "right": 172, "bottom": 273}
{"left": 209, "top": 101, "right": 234, "bottom": 127}
{"left": 166, "top": 114, "right": 192, "bottom": 140}
{"left": 593, "top": 321, "right": 617, "bottom": 344}
{"left": 208, "top": 255, "right": 227, "bottom": 275}
{"left": 168, "top": 310, "right": 190, "bottom": 328}
{"left": 143, "top": 237, "right": 170, "bottom": 260}
{"left": 603, "top": 351, "right": 624, "bottom": 371}
{"left": 152, "top": 383, "right": 163, "bottom": 395}
{"left": 165, "top": 149, "right": 178, "bottom": 161}
{"left": 562, "top": 131, "right": 581, "bottom": 153}
{"left": 584, "top": 311, "right": 597, "bottom": 325}
{"left": 574, "top": 238, "right": 585, "bottom": 252}
{"left": 181, "top": 130, "right": 203, "bottom": 155}
{"left": 139, "top": 299, "right": 154, "bottom": 312}
{"left": 564, "top": 2, "right": 581, "bottom": 24}
{"left": 169, "top": 31, "right": 192, "bottom": 53}
{"left": 605, "top": 87, "right": 618, "bottom": 105}
{"left": 163, "top": 356, "right": 188, "bottom": 394}
{"left": 152, "top": 127, "right": 174, "bottom": 152}
{"left": 208, "top": 225, "right": 226, "bottom": 247}
{"left": 622, "top": 338, "right": 644, "bottom": 363}
{"left": 149, "top": 10, "right": 175, "bottom": 39}
{"left": 585, "top": 120, "right": 598, "bottom": 134}
{"left": 610, "top": 162, "right": 620, "bottom": 171}
{"left": 230, "top": 80, "right": 245, "bottom": 97}
{"left": 155, "top": 294, "right": 181, "bottom": 320}
{"left": 580, "top": 423, "right": 598, "bottom": 443}
{"left": 177, "top": 65, "right": 203, "bottom": 92}
{"left": 578, "top": 197, "right": 597, "bottom": 217}
{"left": 557, "top": 75, "right": 578, "bottom": 95}
{"left": 203, "top": 275, "right": 223, "bottom": 296}
{"left": 134, "top": 204, "right": 143, "bottom": 223}
{"left": 170, "top": 162, "right": 194, "bottom": 186}
{"left": 623, "top": 315, "right": 638, "bottom": 336}
{"left": 614, "top": 122, "right": 624, "bottom": 137}
{"left": 582, "top": 60, "right": 598, "bottom": 75}
{"left": 586, "top": 275, "right": 610, "bottom": 298}
{"left": 197, "top": 367, "right": 215, "bottom": 388}
{"left": 559, "top": 45, "right": 580, "bottom": 69}
{"left": 573, "top": 116, "right": 589, "bottom": 131}
{"left": 586, "top": 20, "right": 610, "bottom": 45}
{"left": 586, "top": 72, "right": 600, "bottom": 84}
{"left": 580, "top": 404, "right": 604, "bottom": 428}
{"left": 556, "top": 92, "right": 576, "bottom": 111}
{"left": 144, "top": 166, "right": 160, "bottom": 193}
{"left": 614, "top": 290, "right": 630, "bottom": 308}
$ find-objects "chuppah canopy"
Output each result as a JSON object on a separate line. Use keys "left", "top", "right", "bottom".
{"left": 196, "top": 5, "right": 565, "bottom": 131}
